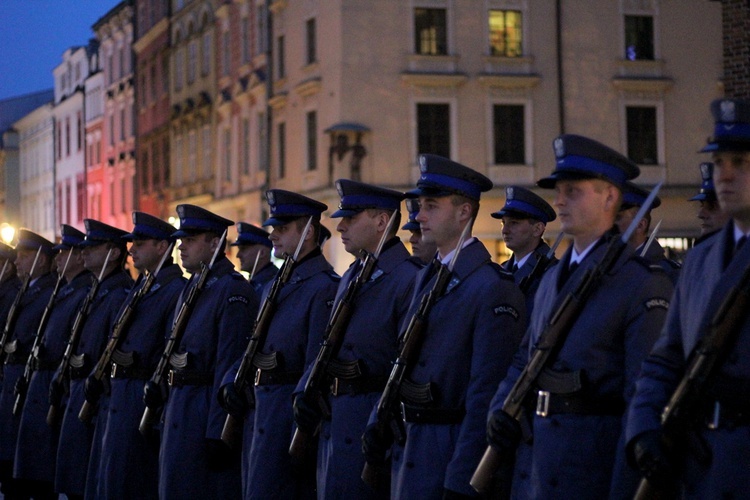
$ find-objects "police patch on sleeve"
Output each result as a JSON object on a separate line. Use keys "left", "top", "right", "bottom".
{"left": 493, "top": 304, "right": 520, "bottom": 320}
{"left": 644, "top": 297, "right": 669, "bottom": 311}
{"left": 228, "top": 295, "right": 249, "bottom": 305}
{"left": 326, "top": 299, "right": 335, "bottom": 308}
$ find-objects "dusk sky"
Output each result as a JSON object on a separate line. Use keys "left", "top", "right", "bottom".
{"left": 0, "top": 0, "right": 122, "bottom": 101}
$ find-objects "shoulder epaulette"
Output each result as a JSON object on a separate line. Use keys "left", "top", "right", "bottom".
{"left": 489, "top": 261, "right": 516, "bottom": 282}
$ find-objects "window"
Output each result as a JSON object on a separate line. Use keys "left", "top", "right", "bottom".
{"left": 77, "top": 176, "right": 85, "bottom": 221}
{"left": 120, "top": 109, "right": 126, "bottom": 141}
{"left": 162, "top": 53, "right": 170, "bottom": 93}
{"left": 306, "top": 18, "right": 316, "bottom": 64}
{"left": 278, "top": 122, "right": 286, "bottom": 179}
{"left": 493, "top": 104, "right": 525, "bottom": 164}
{"left": 626, "top": 106, "right": 658, "bottom": 165}
{"left": 306, "top": 111, "right": 317, "bottom": 171}
{"left": 242, "top": 118, "right": 251, "bottom": 175}
{"left": 188, "top": 40, "right": 197, "bottom": 83}
{"left": 256, "top": 5, "right": 267, "bottom": 56}
{"left": 141, "top": 150, "right": 150, "bottom": 191}
{"left": 65, "top": 180, "right": 72, "bottom": 223}
{"left": 65, "top": 117, "right": 71, "bottom": 157}
{"left": 201, "top": 33, "right": 211, "bottom": 76}
{"left": 121, "top": 177, "right": 127, "bottom": 212}
{"left": 174, "top": 135, "right": 183, "bottom": 185}
{"left": 414, "top": 8, "right": 447, "bottom": 56}
{"left": 241, "top": 17, "right": 251, "bottom": 64}
{"left": 489, "top": 10, "right": 522, "bottom": 57}
{"left": 624, "top": 15, "right": 654, "bottom": 61}
{"left": 109, "top": 116, "right": 115, "bottom": 146}
{"left": 417, "top": 103, "right": 450, "bottom": 157}
{"left": 152, "top": 141, "right": 160, "bottom": 188}
{"left": 175, "top": 48, "right": 184, "bottom": 91}
{"left": 120, "top": 47, "right": 126, "bottom": 78}
{"left": 202, "top": 125, "right": 211, "bottom": 178}
{"left": 223, "top": 128, "right": 232, "bottom": 181}
{"left": 77, "top": 112, "right": 82, "bottom": 151}
{"left": 277, "top": 35, "right": 285, "bottom": 79}
{"left": 150, "top": 63, "right": 157, "bottom": 101}
{"left": 162, "top": 137, "right": 170, "bottom": 184}
{"left": 188, "top": 130, "right": 197, "bottom": 182}
{"left": 222, "top": 31, "right": 230, "bottom": 76}
{"left": 140, "top": 74, "right": 148, "bottom": 107}
{"left": 258, "top": 112, "right": 267, "bottom": 172}
{"left": 56, "top": 120, "right": 62, "bottom": 159}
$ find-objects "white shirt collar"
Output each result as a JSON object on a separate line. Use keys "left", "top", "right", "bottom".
{"left": 439, "top": 237, "right": 475, "bottom": 265}
{"left": 514, "top": 252, "right": 532, "bottom": 270}
{"left": 570, "top": 238, "right": 599, "bottom": 266}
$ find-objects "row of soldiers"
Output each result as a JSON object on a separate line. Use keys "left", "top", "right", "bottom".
{"left": 0, "top": 97, "right": 745, "bottom": 500}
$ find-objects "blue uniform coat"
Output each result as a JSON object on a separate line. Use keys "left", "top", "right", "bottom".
{"left": 0, "top": 272, "right": 56, "bottom": 463}
{"left": 627, "top": 223, "right": 750, "bottom": 498}
{"left": 55, "top": 270, "right": 131, "bottom": 497}
{"left": 250, "top": 262, "right": 278, "bottom": 296}
{"left": 296, "top": 239, "right": 419, "bottom": 499}
{"left": 243, "top": 250, "right": 338, "bottom": 499}
{"left": 14, "top": 271, "right": 92, "bottom": 483}
{"left": 502, "top": 240, "right": 558, "bottom": 319}
{"left": 491, "top": 233, "right": 673, "bottom": 499}
{"left": 390, "top": 239, "right": 527, "bottom": 498}
{"left": 159, "top": 257, "right": 258, "bottom": 500}
{"left": 639, "top": 239, "right": 680, "bottom": 285}
{"left": 94, "top": 264, "right": 186, "bottom": 500}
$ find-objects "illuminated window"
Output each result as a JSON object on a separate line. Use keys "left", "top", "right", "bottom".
{"left": 414, "top": 8, "right": 447, "bottom": 56}
{"left": 624, "top": 15, "right": 654, "bottom": 61}
{"left": 489, "top": 10, "right": 522, "bottom": 57}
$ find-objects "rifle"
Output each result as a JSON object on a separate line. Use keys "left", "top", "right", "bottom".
{"left": 470, "top": 182, "right": 663, "bottom": 493}
{"left": 46, "top": 248, "right": 113, "bottom": 426}
{"left": 220, "top": 217, "right": 313, "bottom": 447}
{"left": 361, "top": 219, "right": 473, "bottom": 487}
{"left": 249, "top": 250, "right": 261, "bottom": 281}
{"left": 79, "top": 243, "right": 174, "bottom": 423}
{"left": 12, "top": 249, "right": 73, "bottom": 416}
{"left": 633, "top": 245, "right": 750, "bottom": 499}
{"left": 139, "top": 230, "right": 227, "bottom": 435}
{"left": 289, "top": 212, "right": 397, "bottom": 459}
{"left": 640, "top": 219, "right": 662, "bottom": 258}
{"left": 519, "top": 232, "right": 564, "bottom": 295}
{"left": 0, "top": 247, "right": 42, "bottom": 373}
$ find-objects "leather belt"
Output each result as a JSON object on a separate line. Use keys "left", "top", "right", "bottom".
{"left": 535, "top": 390, "right": 625, "bottom": 417}
{"left": 400, "top": 403, "right": 465, "bottom": 425}
{"left": 330, "top": 376, "right": 388, "bottom": 396}
{"left": 167, "top": 369, "right": 212, "bottom": 387}
{"left": 31, "top": 358, "right": 57, "bottom": 371}
{"left": 254, "top": 369, "right": 302, "bottom": 386}
{"left": 110, "top": 362, "right": 151, "bottom": 380}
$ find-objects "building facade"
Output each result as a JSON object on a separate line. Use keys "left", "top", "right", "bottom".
{"left": 95, "top": 0, "right": 137, "bottom": 230}
{"left": 85, "top": 41, "right": 106, "bottom": 224}
{"left": 134, "top": 0, "right": 172, "bottom": 219}
{"left": 15, "top": 102, "right": 56, "bottom": 241}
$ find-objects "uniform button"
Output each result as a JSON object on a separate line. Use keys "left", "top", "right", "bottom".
{"left": 172, "top": 422, "right": 178, "bottom": 429}
{"left": 549, "top": 478, "right": 558, "bottom": 487}
{"left": 323, "top": 432, "right": 330, "bottom": 440}
{"left": 406, "top": 461, "right": 414, "bottom": 469}
{"left": 344, "top": 437, "right": 352, "bottom": 444}
{"left": 258, "top": 428, "right": 264, "bottom": 435}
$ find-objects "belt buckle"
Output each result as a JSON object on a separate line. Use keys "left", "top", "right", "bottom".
{"left": 167, "top": 370, "right": 175, "bottom": 387}
{"left": 254, "top": 369, "right": 261, "bottom": 387}
{"left": 536, "top": 390, "right": 550, "bottom": 418}
{"left": 331, "top": 378, "right": 339, "bottom": 396}
{"left": 400, "top": 401, "right": 407, "bottom": 423}
{"left": 708, "top": 401, "right": 721, "bottom": 430}
{"left": 110, "top": 363, "right": 118, "bottom": 379}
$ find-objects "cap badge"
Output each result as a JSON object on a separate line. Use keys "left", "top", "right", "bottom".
{"left": 266, "top": 191, "right": 275, "bottom": 205}
{"left": 506, "top": 187, "right": 514, "bottom": 200}
{"left": 700, "top": 163, "right": 712, "bottom": 180}
{"left": 335, "top": 180, "right": 344, "bottom": 197}
{"left": 720, "top": 100, "right": 736, "bottom": 122}
{"left": 419, "top": 155, "right": 428, "bottom": 173}
{"left": 553, "top": 138, "right": 565, "bottom": 158}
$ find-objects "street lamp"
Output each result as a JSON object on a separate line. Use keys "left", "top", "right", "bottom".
{"left": 0, "top": 224, "right": 15, "bottom": 246}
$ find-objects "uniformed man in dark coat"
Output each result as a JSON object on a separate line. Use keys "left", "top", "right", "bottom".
{"left": 689, "top": 161, "right": 729, "bottom": 243}
{"left": 14, "top": 225, "right": 90, "bottom": 499}
{"left": 616, "top": 182, "right": 680, "bottom": 284}
{"left": 89, "top": 212, "right": 187, "bottom": 499}
{"left": 54, "top": 220, "right": 132, "bottom": 500}
{"left": 293, "top": 180, "right": 420, "bottom": 499}
{"left": 231, "top": 222, "right": 277, "bottom": 295}
{"left": 494, "top": 185, "right": 558, "bottom": 317}
{"left": 0, "top": 243, "right": 20, "bottom": 328}
{"left": 220, "top": 190, "right": 338, "bottom": 499}
{"left": 0, "top": 230, "right": 56, "bottom": 499}
{"left": 153, "top": 205, "right": 258, "bottom": 500}
{"left": 627, "top": 98, "right": 750, "bottom": 498}
{"left": 487, "top": 135, "right": 673, "bottom": 499}
{"left": 401, "top": 197, "right": 437, "bottom": 266}
{"left": 363, "top": 155, "right": 527, "bottom": 498}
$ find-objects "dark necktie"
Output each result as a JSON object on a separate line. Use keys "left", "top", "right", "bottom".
{"left": 737, "top": 236, "right": 747, "bottom": 256}
{"left": 568, "top": 261, "right": 579, "bottom": 275}
{"left": 511, "top": 263, "right": 519, "bottom": 273}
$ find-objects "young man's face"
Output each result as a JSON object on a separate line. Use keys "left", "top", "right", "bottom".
{"left": 269, "top": 220, "right": 306, "bottom": 260}
{"left": 82, "top": 243, "right": 117, "bottom": 274}
{"left": 696, "top": 199, "right": 729, "bottom": 236}
{"left": 129, "top": 239, "right": 166, "bottom": 273}
{"left": 336, "top": 211, "right": 382, "bottom": 256}
{"left": 15, "top": 248, "right": 39, "bottom": 277}
{"left": 553, "top": 179, "right": 614, "bottom": 238}
{"left": 415, "top": 196, "right": 463, "bottom": 250}
{"left": 501, "top": 216, "right": 541, "bottom": 254}
{"left": 178, "top": 233, "right": 218, "bottom": 273}
{"left": 236, "top": 244, "right": 267, "bottom": 273}
{"left": 713, "top": 151, "right": 750, "bottom": 225}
